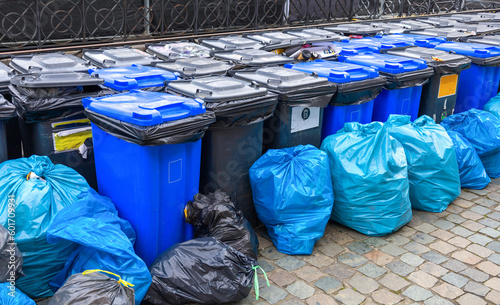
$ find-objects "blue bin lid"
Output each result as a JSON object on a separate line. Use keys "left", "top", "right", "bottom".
{"left": 338, "top": 53, "right": 428, "bottom": 74}
{"left": 89, "top": 64, "right": 178, "bottom": 91}
{"left": 330, "top": 41, "right": 380, "bottom": 54}
{"left": 434, "top": 42, "right": 500, "bottom": 58}
{"left": 83, "top": 90, "right": 205, "bottom": 126}
{"left": 284, "top": 59, "right": 379, "bottom": 83}
{"left": 383, "top": 34, "right": 447, "bottom": 46}
{"left": 348, "top": 37, "right": 415, "bottom": 50}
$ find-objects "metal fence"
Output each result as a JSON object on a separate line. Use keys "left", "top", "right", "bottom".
{"left": 0, "top": 0, "right": 499, "bottom": 51}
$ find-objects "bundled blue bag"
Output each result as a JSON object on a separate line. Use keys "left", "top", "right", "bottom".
{"left": 321, "top": 122, "right": 412, "bottom": 236}
{"left": 249, "top": 145, "right": 334, "bottom": 255}
{"left": 47, "top": 189, "right": 152, "bottom": 304}
{"left": 386, "top": 115, "right": 461, "bottom": 212}
{"left": 0, "top": 282, "right": 35, "bottom": 305}
{"left": 0, "top": 156, "right": 89, "bottom": 298}
{"left": 441, "top": 109, "right": 500, "bottom": 178}
{"left": 484, "top": 93, "right": 500, "bottom": 120}
{"left": 447, "top": 130, "right": 490, "bottom": 189}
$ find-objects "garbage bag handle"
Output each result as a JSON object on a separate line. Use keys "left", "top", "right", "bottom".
{"left": 252, "top": 265, "right": 270, "bottom": 300}
{"left": 82, "top": 269, "right": 135, "bottom": 288}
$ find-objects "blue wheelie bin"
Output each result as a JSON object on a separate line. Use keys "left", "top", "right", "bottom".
{"left": 284, "top": 59, "right": 386, "bottom": 137}
{"left": 433, "top": 42, "right": 500, "bottom": 112}
{"left": 338, "top": 52, "right": 434, "bottom": 122}
{"left": 82, "top": 90, "right": 216, "bottom": 266}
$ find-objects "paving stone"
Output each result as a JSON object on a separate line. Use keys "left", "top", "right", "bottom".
{"left": 442, "top": 272, "right": 469, "bottom": 288}
{"left": 270, "top": 270, "right": 296, "bottom": 287}
{"left": 364, "top": 250, "right": 394, "bottom": 266}
{"left": 468, "top": 189, "right": 489, "bottom": 196}
{"left": 404, "top": 241, "right": 430, "bottom": 254}
{"left": 347, "top": 230, "right": 369, "bottom": 241}
{"left": 479, "top": 227, "right": 500, "bottom": 238}
{"left": 398, "top": 226, "right": 417, "bottom": 237}
{"left": 280, "top": 297, "right": 304, "bottom": 305}
{"left": 261, "top": 247, "right": 286, "bottom": 261}
{"left": 420, "top": 262, "right": 448, "bottom": 277}
{"left": 461, "top": 210, "right": 483, "bottom": 221}
{"left": 451, "top": 250, "right": 483, "bottom": 265}
{"left": 386, "top": 260, "right": 415, "bottom": 276}
{"left": 348, "top": 274, "right": 379, "bottom": 294}
{"left": 429, "top": 240, "right": 457, "bottom": 254}
{"left": 461, "top": 220, "right": 485, "bottom": 232}
{"left": 415, "top": 223, "right": 438, "bottom": 234}
{"left": 477, "top": 261, "right": 500, "bottom": 276}
{"left": 422, "top": 251, "right": 449, "bottom": 264}
{"left": 276, "top": 256, "right": 306, "bottom": 272}
{"left": 302, "top": 253, "right": 334, "bottom": 268}
{"left": 407, "top": 270, "right": 438, "bottom": 288}
{"left": 364, "top": 237, "right": 388, "bottom": 247}
{"left": 260, "top": 285, "right": 289, "bottom": 304}
{"left": 257, "top": 259, "right": 276, "bottom": 272}
{"left": 329, "top": 233, "right": 355, "bottom": 245}
{"left": 346, "top": 241, "right": 372, "bottom": 255}
{"left": 459, "top": 191, "right": 478, "bottom": 201}
{"left": 371, "top": 289, "right": 403, "bottom": 305}
{"left": 400, "top": 253, "right": 425, "bottom": 267}
{"left": 424, "top": 295, "right": 454, "bottom": 305}
{"left": 403, "top": 285, "right": 433, "bottom": 301}
{"left": 257, "top": 234, "right": 273, "bottom": 250}
{"left": 306, "top": 294, "right": 338, "bottom": 305}
{"left": 447, "top": 204, "right": 464, "bottom": 214}
{"left": 294, "top": 266, "right": 325, "bottom": 282}
{"left": 447, "top": 214, "right": 466, "bottom": 224}
{"left": 453, "top": 198, "right": 475, "bottom": 208}
{"left": 380, "top": 243, "right": 408, "bottom": 256}
{"left": 463, "top": 281, "right": 491, "bottom": 297}
{"left": 385, "top": 234, "right": 410, "bottom": 246}
{"left": 460, "top": 268, "right": 490, "bottom": 283}
{"left": 324, "top": 264, "right": 356, "bottom": 280}
{"left": 478, "top": 218, "right": 500, "bottom": 228}
{"left": 357, "top": 263, "right": 386, "bottom": 278}
{"left": 379, "top": 273, "right": 410, "bottom": 291}
{"left": 488, "top": 253, "right": 500, "bottom": 265}
{"left": 433, "top": 220, "right": 455, "bottom": 230}
{"left": 468, "top": 233, "right": 493, "bottom": 246}
{"left": 466, "top": 244, "right": 494, "bottom": 258}
{"left": 485, "top": 277, "right": 500, "bottom": 291}
{"left": 233, "top": 291, "right": 257, "bottom": 304}
{"left": 430, "top": 229, "right": 455, "bottom": 241}
{"left": 442, "top": 259, "right": 468, "bottom": 272}
{"left": 486, "top": 241, "right": 500, "bottom": 252}
{"left": 486, "top": 290, "right": 500, "bottom": 304}
{"left": 334, "top": 289, "right": 365, "bottom": 305}
{"left": 317, "top": 240, "right": 344, "bottom": 258}
{"left": 411, "top": 232, "right": 436, "bottom": 245}
{"left": 314, "top": 276, "right": 343, "bottom": 294}
{"left": 286, "top": 281, "right": 315, "bottom": 300}
{"left": 456, "top": 293, "right": 487, "bottom": 305}
{"left": 470, "top": 205, "right": 492, "bottom": 215}
{"left": 450, "top": 226, "right": 473, "bottom": 237}
{"left": 488, "top": 211, "right": 500, "bottom": 220}
{"left": 431, "top": 282, "right": 465, "bottom": 299}
{"left": 413, "top": 211, "right": 440, "bottom": 223}
{"left": 448, "top": 236, "right": 472, "bottom": 248}
{"left": 475, "top": 198, "right": 498, "bottom": 208}
{"left": 337, "top": 252, "right": 368, "bottom": 268}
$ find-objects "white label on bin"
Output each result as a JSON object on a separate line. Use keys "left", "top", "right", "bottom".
{"left": 290, "top": 106, "right": 320, "bottom": 133}
{"left": 169, "top": 159, "right": 182, "bottom": 183}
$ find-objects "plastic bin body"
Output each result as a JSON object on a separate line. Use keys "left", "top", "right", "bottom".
{"left": 372, "top": 86, "right": 423, "bottom": 122}
{"left": 322, "top": 100, "right": 374, "bottom": 135}
{"left": 92, "top": 124, "right": 198, "bottom": 266}
{"left": 0, "top": 120, "right": 7, "bottom": 163}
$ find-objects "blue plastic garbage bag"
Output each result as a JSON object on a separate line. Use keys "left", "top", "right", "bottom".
{"left": 321, "top": 122, "right": 412, "bottom": 236}
{"left": 484, "top": 93, "right": 500, "bottom": 120}
{"left": 0, "top": 155, "right": 89, "bottom": 298}
{"left": 249, "top": 145, "right": 334, "bottom": 255}
{"left": 47, "top": 189, "right": 152, "bottom": 304}
{"left": 386, "top": 115, "right": 461, "bottom": 212}
{"left": 441, "top": 109, "right": 500, "bottom": 178}
{"left": 447, "top": 130, "right": 490, "bottom": 189}
{"left": 0, "top": 282, "right": 36, "bottom": 305}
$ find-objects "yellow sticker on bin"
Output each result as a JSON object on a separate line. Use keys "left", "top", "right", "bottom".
{"left": 438, "top": 74, "right": 458, "bottom": 98}
{"left": 53, "top": 127, "right": 92, "bottom": 152}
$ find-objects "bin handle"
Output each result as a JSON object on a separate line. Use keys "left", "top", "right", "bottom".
{"left": 252, "top": 265, "right": 270, "bottom": 300}
{"left": 82, "top": 269, "right": 135, "bottom": 288}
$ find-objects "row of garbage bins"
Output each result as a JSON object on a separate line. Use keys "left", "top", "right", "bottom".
{"left": 2, "top": 10, "right": 500, "bottom": 304}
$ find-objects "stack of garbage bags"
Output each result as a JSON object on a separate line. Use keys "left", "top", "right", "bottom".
{"left": 249, "top": 145, "right": 334, "bottom": 254}
{"left": 143, "top": 190, "right": 263, "bottom": 305}
{"left": 484, "top": 92, "right": 500, "bottom": 120}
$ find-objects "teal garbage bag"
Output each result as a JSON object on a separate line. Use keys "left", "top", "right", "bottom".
{"left": 484, "top": 93, "right": 500, "bottom": 120}
{"left": 386, "top": 115, "right": 461, "bottom": 212}
{"left": 0, "top": 282, "right": 35, "bottom": 305}
{"left": 249, "top": 145, "right": 334, "bottom": 255}
{"left": 441, "top": 109, "right": 500, "bottom": 178}
{"left": 447, "top": 130, "right": 490, "bottom": 189}
{"left": 321, "top": 122, "right": 412, "bottom": 236}
{"left": 0, "top": 155, "right": 89, "bottom": 298}
{"left": 47, "top": 189, "right": 152, "bottom": 304}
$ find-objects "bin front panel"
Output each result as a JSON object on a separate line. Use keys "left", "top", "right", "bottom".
{"left": 322, "top": 100, "right": 375, "bottom": 139}
{"left": 455, "top": 64, "right": 500, "bottom": 113}
{"left": 0, "top": 120, "right": 7, "bottom": 163}
{"left": 419, "top": 73, "right": 460, "bottom": 123}
{"left": 372, "top": 86, "right": 423, "bottom": 122}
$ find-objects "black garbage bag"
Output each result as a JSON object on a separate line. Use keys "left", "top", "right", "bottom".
{"left": 143, "top": 237, "right": 262, "bottom": 305}
{"left": 47, "top": 270, "right": 134, "bottom": 305}
{"left": 185, "top": 190, "right": 259, "bottom": 259}
{"left": 0, "top": 224, "right": 23, "bottom": 282}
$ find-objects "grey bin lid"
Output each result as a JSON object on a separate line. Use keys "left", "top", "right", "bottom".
{"left": 244, "top": 31, "right": 306, "bottom": 50}
{"left": 234, "top": 67, "right": 330, "bottom": 91}
{"left": 10, "top": 72, "right": 104, "bottom": 88}
{"left": 410, "top": 28, "right": 473, "bottom": 39}
{"left": 0, "top": 62, "right": 15, "bottom": 88}
{"left": 453, "top": 23, "right": 500, "bottom": 35}
{"left": 323, "top": 24, "right": 385, "bottom": 35}
{"left": 388, "top": 20, "right": 434, "bottom": 30}
{"left": 146, "top": 42, "right": 212, "bottom": 60}
{"left": 385, "top": 47, "right": 468, "bottom": 65}
{"left": 83, "top": 47, "right": 156, "bottom": 68}
{"left": 285, "top": 28, "right": 347, "bottom": 42}
{"left": 449, "top": 14, "right": 490, "bottom": 23}
{"left": 363, "top": 22, "right": 408, "bottom": 34}
{"left": 167, "top": 76, "right": 268, "bottom": 102}
{"left": 155, "top": 58, "right": 233, "bottom": 77}
{"left": 417, "top": 17, "right": 459, "bottom": 27}
{"left": 10, "top": 53, "right": 94, "bottom": 74}
{"left": 200, "top": 36, "right": 264, "bottom": 51}
{"left": 478, "top": 12, "right": 500, "bottom": 21}
{"left": 467, "top": 35, "right": 500, "bottom": 46}
{"left": 213, "top": 49, "right": 294, "bottom": 66}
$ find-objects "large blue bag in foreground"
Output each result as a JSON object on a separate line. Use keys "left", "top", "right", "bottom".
{"left": 441, "top": 109, "right": 500, "bottom": 178}
{"left": 484, "top": 93, "right": 500, "bottom": 120}
{"left": 447, "top": 130, "right": 490, "bottom": 189}
{"left": 47, "top": 189, "right": 152, "bottom": 304}
{"left": 249, "top": 145, "right": 333, "bottom": 255}
{"left": 386, "top": 115, "right": 461, "bottom": 212}
{"left": 0, "top": 156, "right": 89, "bottom": 298}
{"left": 321, "top": 122, "right": 412, "bottom": 236}
{"left": 0, "top": 282, "right": 35, "bottom": 305}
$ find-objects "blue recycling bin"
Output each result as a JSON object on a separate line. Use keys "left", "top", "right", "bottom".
{"left": 433, "top": 42, "right": 500, "bottom": 113}
{"left": 82, "top": 90, "right": 215, "bottom": 266}
{"left": 284, "top": 60, "right": 385, "bottom": 137}
{"left": 338, "top": 52, "right": 434, "bottom": 122}
{"left": 336, "top": 36, "right": 415, "bottom": 53}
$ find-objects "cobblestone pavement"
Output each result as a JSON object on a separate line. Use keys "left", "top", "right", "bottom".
{"left": 235, "top": 179, "right": 500, "bottom": 305}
